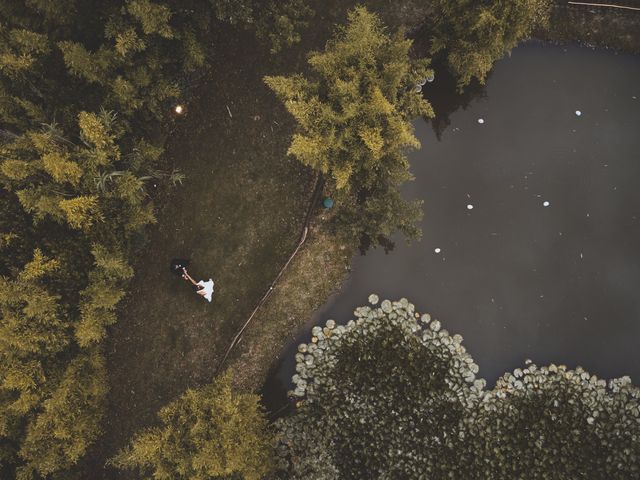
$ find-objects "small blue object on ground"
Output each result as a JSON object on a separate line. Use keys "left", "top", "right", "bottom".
{"left": 323, "top": 197, "right": 334, "bottom": 208}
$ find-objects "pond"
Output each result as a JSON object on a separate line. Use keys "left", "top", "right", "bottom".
{"left": 262, "top": 42, "right": 640, "bottom": 414}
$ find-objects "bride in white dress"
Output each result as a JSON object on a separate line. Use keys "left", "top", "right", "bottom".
{"left": 181, "top": 268, "right": 214, "bottom": 302}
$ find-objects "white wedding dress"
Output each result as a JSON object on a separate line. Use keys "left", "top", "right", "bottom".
{"left": 196, "top": 279, "right": 214, "bottom": 302}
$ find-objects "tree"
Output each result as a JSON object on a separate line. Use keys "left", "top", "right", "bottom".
{"left": 276, "top": 296, "right": 640, "bottom": 479}
{"left": 113, "top": 371, "right": 275, "bottom": 480}
{"left": 0, "top": 250, "right": 71, "bottom": 473}
{"left": 0, "top": 249, "right": 68, "bottom": 358}
{"left": 430, "top": 0, "right": 552, "bottom": 89}
{"left": 75, "top": 244, "right": 133, "bottom": 347}
{"left": 17, "top": 350, "right": 107, "bottom": 480}
{"left": 265, "top": 7, "right": 434, "bottom": 251}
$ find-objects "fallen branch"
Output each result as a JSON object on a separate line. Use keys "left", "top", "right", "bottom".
{"left": 567, "top": 1, "right": 640, "bottom": 11}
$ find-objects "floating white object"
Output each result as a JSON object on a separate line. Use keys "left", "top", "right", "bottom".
{"left": 477, "top": 118, "right": 485, "bottom": 124}
{"left": 434, "top": 248, "right": 441, "bottom": 254}
{"left": 575, "top": 110, "right": 582, "bottom": 116}
{"left": 466, "top": 204, "right": 474, "bottom": 210}
{"left": 415, "top": 84, "right": 422, "bottom": 93}
{"left": 543, "top": 201, "right": 550, "bottom": 207}
{"left": 174, "top": 105, "right": 184, "bottom": 114}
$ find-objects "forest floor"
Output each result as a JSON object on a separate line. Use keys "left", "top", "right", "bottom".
{"left": 88, "top": 24, "right": 328, "bottom": 478}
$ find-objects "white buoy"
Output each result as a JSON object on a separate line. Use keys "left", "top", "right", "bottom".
{"left": 174, "top": 105, "right": 184, "bottom": 114}
{"left": 477, "top": 118, "right": 485, "bottom": 124}
{"left": 543, "top": 201, "right": 550, "bottom": 207}
{"left": 575, "top": 110, "right": 582, "bottom": 116}
{"left": 467, "top": 204, "right": 474, "bottom": 210}
{"left": 434, "top": 248, "right": 441, "bottom": 254}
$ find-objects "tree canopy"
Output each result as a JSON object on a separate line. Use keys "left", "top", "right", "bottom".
{"left": 275, "top": 296, "right": 640, "bottom": 479}
{"left": 265, "top": 7, "right": 434, "bottom": 251}
{"left": 112, "top": 371, "right": 275, "bottom": 480}
{"left": 430, "top": 0, "right": 552, "bottom": 89}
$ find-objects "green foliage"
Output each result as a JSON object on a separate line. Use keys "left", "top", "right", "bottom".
{"left": 471, "top": 365, "right": 640, "bottom": 479}
{"left": 254, "top": 0, "right": 313, "bottom": 54}
{"left": 127, "top": 0, "right": 175, "bottom": 38}
{"left": 210, "top": 0, "right": 312, "bottom": 54}
{"left": 278, "top": 298, "right": 481, "bottom": 478}
{"left": 430, "top": 0, "right": 552, "bottom": 89}
{"left": 0, "top": 249, "right": 68, "bottom": 358}
{"left": 17, "top": 350, "right": 107, "bottom": 479}
{"left": 57, "top": 41, "right": 113, "bottom": 84}
{"left": 265, "top": 7, "right": 433, "bottom": 250}
{"left": 277, "top": 297, "right": 640, "bottom": 479}
{"left": 0, "top": 249, "right": 73, "bottom": 474}
{"left": 113, "top": 371, "right": 275, "bottom": 480}
{"left": 76, "top": 245, "right": 133, "bottom": 347}
{"left": 0, "top": 28, "right": 49, "bottom": 76}
{"left": 0, "top": 0, "right": 304, "bottom": 476}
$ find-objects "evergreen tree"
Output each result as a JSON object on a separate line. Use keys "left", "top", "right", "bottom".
{"left": 76, "top": 244, "right": 133, "bottom": 347}
{"left": 430, "top": 0, "right": 552, "bottom": 89}
{"left": 265, "top": 7, "right": 433, "bottom": 250}
{"left": 17, "top": 350, "right": 107, "bottom": 480}
{"left": 113, "top": 371, "right": 275, "bottom": 480}
{"left": 0, "top": 249, "right": 68, "bottom": 358}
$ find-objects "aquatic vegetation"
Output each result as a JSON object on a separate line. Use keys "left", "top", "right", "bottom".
{"left": 276, "top": 297, "right": 640, "bottom": 479}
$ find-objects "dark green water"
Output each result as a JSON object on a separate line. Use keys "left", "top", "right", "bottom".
{"left": 263, "top": 42, "right": 640, "bottom": 413}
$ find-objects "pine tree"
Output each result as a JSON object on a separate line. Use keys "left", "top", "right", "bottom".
{"left": 0, "top": 249, "right": 68, "bottom": 358}
{"left": 75, "top": 245, "right": 133, "bottom": 347}
{"left": 17, "top": 350, "right": 107, "bottom": 479}
{"left": 430, "top": 0, "right": 552, "bottom": 89}
{"left": 113, "top": 371, "right": 275, "bottom": 480}
{"left": 265, "top": 6, "right": 433, "bottom": 250}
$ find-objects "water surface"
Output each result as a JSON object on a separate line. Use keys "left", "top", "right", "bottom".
{"left": 263, "top": 43, "right": 640, "bottom": 412}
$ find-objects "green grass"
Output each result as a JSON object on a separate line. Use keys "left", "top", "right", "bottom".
{"left": 227, "top": 224, "right": 353, "bottom": 393}
{"left": 90, "top": 27, "right": 317, "bottom": 478}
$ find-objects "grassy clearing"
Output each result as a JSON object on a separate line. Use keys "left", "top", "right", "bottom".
{"left": 90, "top": 27, "right": 317, "bottom": 477}
{"left": 226, "top": 222, "right": 353, "bottom": 393}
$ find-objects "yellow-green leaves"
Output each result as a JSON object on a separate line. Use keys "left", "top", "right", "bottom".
{"left": 265, "top": 6, "right": 432, "bottom": 249}
{"left": 114, "top": 28, "right": 146, "bottom": 57}
{"left": 265, "top": 6, "right": 431, "bottom": 190}
{"left": 1, "top": 159, "right": 33, "bottom": 181}
{"left": 113, "top": 371, "right": 275, "bottom": 480}
{"left": 358, "top": 126, "right": 384, "bottom": 160}
{"left": 127, "top": 0, "right": 174, "bottom": 39}
{"left": 42, "top": 152, "right": 82, "bottom": 186}
{"left": 58, "top": 195, "right": 102, "bottom": 231}
{"left": 17, "top": 351, "right": 107, "bottom": 478}
{"left": 18, "top": 249, "right": 59, "bottom": 282}
{"left": 430, "top": 0, "right": 552, "bottom": 89}
{"left": 0, "top": 29, "right": 49, "bottom": 76}
{"left": 75, "top": 245, "right": 133, "bottom": 347}
{"left": 78, "top": 111, "right": 120, "bottom": 165}
{"left": 57, "top": 41, "right": 112, "bottom": 84}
